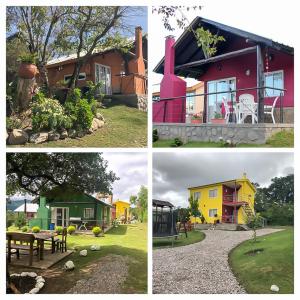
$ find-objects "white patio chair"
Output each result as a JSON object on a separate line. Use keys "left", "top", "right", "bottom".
{"left": 238, "top": 94, "right": 258, "bottom": 124}
{"left": 222, "top": 97, "right": 237, "bottom": 123}
{"left": 264, "top": 96, "right": 279, "bottom": 124}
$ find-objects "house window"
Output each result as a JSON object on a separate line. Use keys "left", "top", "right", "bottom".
{"left": 83, "top": 208, "right": 94, "bottom": 219}
{"left": 264, "top": 70, "right": 284, "bottom": 97}
{"left": 193, "top": 192, "right": 201, "bottom": 201}
{"left": 186, "top": 92, "right": 196, "bottom": 114}
{"left": 64, "top": 72, "right": 86, "bottom": 83}
{"left": 209, "top": 189, "right": 218, "bottom": 198}
{"left": 209, "top": 209, "right": 218, "bottom": 217}
{"left": 207, "top": 77, "right": 236, "bottom": 122}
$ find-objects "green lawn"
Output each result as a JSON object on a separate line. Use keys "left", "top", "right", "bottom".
{"left": 9, "top": 223, "right": 147, "bottom": 294}
{"left": 153, "top": 230, "right": 205, "bottom": 249}
{"left": 229, "top": 227, "right": 294, "bottom": 294}
{"left": 14, "top": 104, "right": 147, "bottom": 148}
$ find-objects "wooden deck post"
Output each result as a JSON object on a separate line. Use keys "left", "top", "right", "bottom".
{"left": 257, "top": 45, "right": 265, "bottom": 123}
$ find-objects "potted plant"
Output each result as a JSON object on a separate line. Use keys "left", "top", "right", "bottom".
{"left": 18, "top": 54, "right": 38, "bottom": 79}
{"left": 191, "top": 113, "right": 203, "bottom": 124}
{"left": 210, "top": 112, "right": 226, "bottom": 124}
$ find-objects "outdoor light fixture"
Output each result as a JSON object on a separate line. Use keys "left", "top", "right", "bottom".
{"left": 245, "top": 69, "right": 251, "bottom": 76}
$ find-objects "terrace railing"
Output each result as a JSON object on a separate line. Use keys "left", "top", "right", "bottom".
{"left": 153, "top": 86, "right": 286, "bottom": 124}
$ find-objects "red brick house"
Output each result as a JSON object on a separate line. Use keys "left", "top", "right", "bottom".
{"left": 46, "top": 27, "right": 147, "bottom": 97}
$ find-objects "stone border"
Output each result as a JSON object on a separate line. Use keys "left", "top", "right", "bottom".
{"left": 153, "top": 123, "right": 294, "bottom": 144}
{"left": 10, "top": 272, "right": 45, "bottom": 294}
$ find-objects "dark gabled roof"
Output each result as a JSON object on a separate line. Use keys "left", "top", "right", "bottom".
{"left": 154, "top": 17, "right": 294, "bottom": 79}
{"left": 84, "top": 193, "right": 113, "bottom": 207}
{"left": 153, "top": 199, "right": 174, "bottom": 208}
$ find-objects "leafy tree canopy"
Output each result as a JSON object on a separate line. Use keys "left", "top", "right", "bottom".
{"left": 130, "top": 185, "right": 148, "bottom": 222}
{"left": 6, "top": 153, "right": 119, "bottom": 196}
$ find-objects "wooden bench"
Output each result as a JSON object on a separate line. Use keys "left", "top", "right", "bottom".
{"left": 7, "top": 232, "right": 39, "bottom": 266}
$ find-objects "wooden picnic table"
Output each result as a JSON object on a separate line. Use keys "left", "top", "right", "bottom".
{"left": 34, "top": 232, "right": 57, "bottom": 260}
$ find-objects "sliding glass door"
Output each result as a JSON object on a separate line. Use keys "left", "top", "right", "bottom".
{"left": 207, "top": 78, "right": 236, "bottom": 122}
{"left": 95, "top": 63, "right": 112, "bottom": 95}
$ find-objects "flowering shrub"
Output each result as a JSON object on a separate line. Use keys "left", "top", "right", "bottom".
{"left": 32, "top": 96, "right": 72, "bottom": 131}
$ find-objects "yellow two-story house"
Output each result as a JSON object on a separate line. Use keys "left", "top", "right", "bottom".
{"left": 188, "top": 173, "right": 256, "bottom": 224}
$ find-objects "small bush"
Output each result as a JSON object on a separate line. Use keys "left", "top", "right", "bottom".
{"left": 67, "top": 225, "right": 76, "bottom": 235}
{"left": 32, "top": 94, "right": 72, "bottom": 131}
{"left": 6, "top": 117, "right": 22, "bottom": 131}
{"left": 55, "top": 226, "right": 63, "bottom": 234}
{"left": 171, "top": 137, "right": 183, "bottom": 147}
{"left": 75, "top": 99, "right": 94, "bottom": 130}
{"left": 153, "top": 129, "right": 159, "bottom": 142}
{"left": 92, "top": 226, "right": 102, "bottom": 236}
{"left": 21, "top": 226, "right": 29, "bottom": 232}
{"left": 32, "top": 226, "right": 40, "bottom": 233}
{"left": 19, "top": 53, "right": 36, "bottom": 64}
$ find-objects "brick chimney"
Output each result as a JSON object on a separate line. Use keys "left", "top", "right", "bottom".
{"left": 157, "top": 35, "right": 187, "bottom": 123}
{"left": 128, "top": 26, "right": 145, "bottom": 76}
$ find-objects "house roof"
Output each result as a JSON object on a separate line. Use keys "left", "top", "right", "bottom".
{"left": 14, "top": 203, "right": 39, "bottom": 213}
{"left": 188, "top": 178, "right": 256, "bottom": 192}
{"left": 113, "top": 200, "right": 130, "bottom": 205}
{"left": 152, "top": 199, "right": 174, "bottom": 208}
{"left": 154, "top": 17, "right": 294, "bottom": 79}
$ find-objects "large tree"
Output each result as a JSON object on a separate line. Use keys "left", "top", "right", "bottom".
{"left": 6, "top": 153, "right": 119, "bottom": 196}
{"left": 6, "top": 6, "right": 71, "bottom": 93}
{"left": 130, "top": 185, "right": 148, "bottom": 223}
{"left": 62, "top": 6, "right": 143, "bottom": 89}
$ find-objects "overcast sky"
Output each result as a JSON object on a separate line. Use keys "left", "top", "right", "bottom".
{"left": 102, "top": 152, "right": 148, "bottom": 202}
{"left": 150, "top": 0, "right": 297, "bottom": 88}
{"left": 153, "top": 152, "right": 294, "bottom": 208}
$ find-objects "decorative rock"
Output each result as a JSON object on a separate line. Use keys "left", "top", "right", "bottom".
{"left": 68, "top": 129, "right": 77, "bottom": 138}
{"left": 95, "top": 119, "right": 104, "bottom": 128}
{"left": 90, "top": 245, "right": 101, "bottom": 251}
{"left": 8, "top": 129, "right": 28, "bottom": 145}
{"left": 96, "top": 112, "right": 105, "bottom": 122}
{"left": 36, "top": 276, "right": 45, "bottom": 283}
{"left": 21, "top": 272, "right": 29, "bottom": 277}
{"left": 60, "top": 130, "right": 68, "bottom": 139}
{"left": 35, "top": 281, "right": 44, "bottom": 289}
{"left": 87, "top": 128, "right": 94, "bottom": 134}
{"left": 77, "top": 131, "right": 85, "bottom": 138}
{"left": 48, "top": 131, "right": 60, "bottom": 141}
{"left": 91, "top": 118, "right": 99, "bottom": 131}
{"left": 29, "top": 288, "right": 40, "bottom": 294}
{"left": 79, "top": 249, "right": 88, "bottom": 256}
{"left": 270, "top": 285, "right": 280, "bottom": 292}
{"left": 6, "top": 130, "right": 9, "bottom": 140}
{"left": 29, "top": 132, "right": 49, "bottom": 144}
{"left": 27, "top": 272, "right": 38, "bottom": 278}
{"left": 10, "top": 273, "right": 20, "bottom": 277}
{"left": 64, "top": 260, "right": 75, "bottom": 270}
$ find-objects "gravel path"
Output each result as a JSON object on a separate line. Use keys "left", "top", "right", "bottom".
{"left": 153, "top": 228, "right": 282, "bottom": 294}
{"left": 67, "top": 254, "right": 131, "bottom": 294}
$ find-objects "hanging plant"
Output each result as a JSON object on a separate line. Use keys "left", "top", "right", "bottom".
{"left": 194, "top": 27, "right": 225, "bottom": 59}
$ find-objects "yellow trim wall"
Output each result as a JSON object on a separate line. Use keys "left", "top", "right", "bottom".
{"left": 114, "top": 200, "right": 131, "bottom": 219}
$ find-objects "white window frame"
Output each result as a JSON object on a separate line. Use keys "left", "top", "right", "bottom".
{"left": 264, "top": 70, "right": 284, "bottom": 97}
{"left": 193, "top": 192, "right": 201, "bottom": 201}
{"left": 186, "top": 92, "right": 196, "bottom": 114}
{"left": 207, "top": 77, "right": 236, "bottom": 122}
{"left": 209, "top": 209, "right": 218, "bottom": 217}
{"left": 64, "top": 72, "right": 86, "bottom": 83}
{"left": 95, "top": 63, "right": 112, "bottom": 95}
{"left": 83, "top": 208, "right": 94, "bottom": 219}
{"left": 209, "top": 189, "right": 218, "bottom": 198}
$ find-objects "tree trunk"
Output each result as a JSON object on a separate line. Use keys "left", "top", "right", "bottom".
{"left": 37, "top": 63, "right": 52, "bottom": 97}
{"left": 16, "top": 77, "right": 36, "bottom": 111}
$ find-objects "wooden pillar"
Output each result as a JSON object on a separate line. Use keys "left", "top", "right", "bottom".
{"left": 256, "top": 45, "right": 265, "bottom": 123}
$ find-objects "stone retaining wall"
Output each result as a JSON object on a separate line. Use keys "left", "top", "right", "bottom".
{"left": 153, "top": 123, "right": 293, "bottom": 144}
{"left": 109, "top": 94, "right": 148, "bottom": 112}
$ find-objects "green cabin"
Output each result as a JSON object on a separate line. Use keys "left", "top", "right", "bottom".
{"left": 29, "top": 186, "right": 111, "bottom": 230}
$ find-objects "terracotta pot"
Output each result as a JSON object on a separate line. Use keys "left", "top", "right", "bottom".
{"left": 191, "top": 119, "right": 202, "bottom": 124}
{"left": 211, "top": 118, "right": 226, "bottom": 124}
{"left": 18, "top": 63, "right": 37, "bottom": 79}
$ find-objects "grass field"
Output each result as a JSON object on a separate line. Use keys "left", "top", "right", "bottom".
{"left": 8, "top": 223, "right": 148, "bottom": 294}
{"left": 153, "top": 230, "right": 205, "bottom": 249}
{"left": 229, "top": 227, "right": 294, "bottom": 294}
{"left": 15, "top": 104, "right": 147, "bottom": 148}
{"left": 153, "top": 130, "right": 294, "bottom": 148}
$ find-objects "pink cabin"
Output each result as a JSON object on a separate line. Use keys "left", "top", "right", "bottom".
{"left": 153, "top": 17, "right": 294, "bottom": 124}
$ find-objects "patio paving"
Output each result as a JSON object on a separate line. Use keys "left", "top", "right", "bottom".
{"left": 8, "top": 249, "right": 73, "bottom": 269}
{"left": 153, "top": 228, "right": 282, "bottom": 294}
